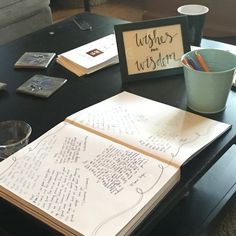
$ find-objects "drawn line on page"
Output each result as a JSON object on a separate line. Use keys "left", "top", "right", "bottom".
{"left": 0, "top": 122, "right": 68, "bottom": 178}
{"left": 28, "top": 122, "right": 67, "bottom": 151}
{"left": 169, "top": 123, "right": 218, "bottom": 163}
{"left": 91, "top": 165, "right": 164, "bottom": 236}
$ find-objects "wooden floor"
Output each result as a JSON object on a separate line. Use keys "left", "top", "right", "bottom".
{"left": 51, "top": 0, "right": 145, "bottom": 23}
{"left": 50, "top": 1, "right": 236, "bottom": 45}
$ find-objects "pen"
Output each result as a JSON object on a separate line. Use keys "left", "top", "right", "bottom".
{"left": 182, "top": 58, "right": 194, "bottom": 69}
{"left": 194, "top": 51, "right": 209, "bottom": 72}
{"left": 185, "top": 56, "right": 203, "bottom": 71}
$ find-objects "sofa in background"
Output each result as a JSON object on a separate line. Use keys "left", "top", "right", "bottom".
{"left": 0, "top": 0, "right": 53, "bottom": 45}
{"left": 142, "top": 0, "right": 236, "bottom": 43}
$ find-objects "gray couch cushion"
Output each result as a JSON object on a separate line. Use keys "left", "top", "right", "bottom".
{"left": 0, "top": 0, "right": 21, "bottom": 9}
{"left": 0, "top": 0, "right": 50, "bottom": 27}
{"left": 0, "top": 6, "right": 52, "bottom": 45}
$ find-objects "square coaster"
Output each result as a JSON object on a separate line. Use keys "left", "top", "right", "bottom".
{"left": 14, "top": 52, "right": 56, "bottom": 69}
{"left": 17, "top": 75, "right": 67, "bottom": 98}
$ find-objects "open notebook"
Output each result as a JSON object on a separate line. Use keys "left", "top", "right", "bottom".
{"left": 0, "top": 91, "right": 230, "bottom": 236}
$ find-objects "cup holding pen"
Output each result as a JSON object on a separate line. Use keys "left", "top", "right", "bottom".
{"left": 182, "top": 48, "right": 236, "bottom": 114}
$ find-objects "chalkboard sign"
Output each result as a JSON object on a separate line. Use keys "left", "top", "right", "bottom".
{"left": 114, "top": 16, "right": 190, "bottom": 83}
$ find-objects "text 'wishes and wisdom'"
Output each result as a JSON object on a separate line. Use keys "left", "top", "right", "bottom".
{"left": 134, "top": 30, "right": 179, "bottom": 71}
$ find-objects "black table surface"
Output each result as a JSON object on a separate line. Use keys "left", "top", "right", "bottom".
{"left": 0, "top": 12, "right": 236, "bottom": 236}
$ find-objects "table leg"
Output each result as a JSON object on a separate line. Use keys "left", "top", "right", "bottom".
{"left": 84, "top": 0, "right": 90, "bottom": 12}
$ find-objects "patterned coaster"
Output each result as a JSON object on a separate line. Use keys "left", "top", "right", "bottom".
{"left": 17, "top": 74, "right": 67, "bottom": 98}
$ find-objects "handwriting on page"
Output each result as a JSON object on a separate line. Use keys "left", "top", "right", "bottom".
{"left": 54, "top": 136, "right": 88, "bottom": 164}
{"left": 0, "top": 130, "right": 90, "bottom": 222}
{"left": 79, "top": 106, "right": 147, "bottom": 135}
{"left": 0, "top": 121, "right": 181, "bottom": 236}
{"left": 5, "top": 164, "right": 89, "bottom": 223}
{"left": 75, "top": 105, "right": 220, "bottom": 165}
{"left": 0, "top": 135, "right": 57, "bottom": 189}
{"left": 83, "top": 144, "right": 148, "bottom": 195}
{"left": 77, "top": 107, "right": 184, "bottom": 157}
{"left": 30, "top": 167, "right": 88, "bottom": 222}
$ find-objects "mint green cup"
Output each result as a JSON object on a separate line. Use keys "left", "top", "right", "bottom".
{"left": 182, "top": 48, "right": 236, "bottom": 114}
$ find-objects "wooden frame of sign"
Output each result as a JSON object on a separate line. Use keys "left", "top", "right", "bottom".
{"left": 114, "top": 16, "right": 190, "bottom": 83}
